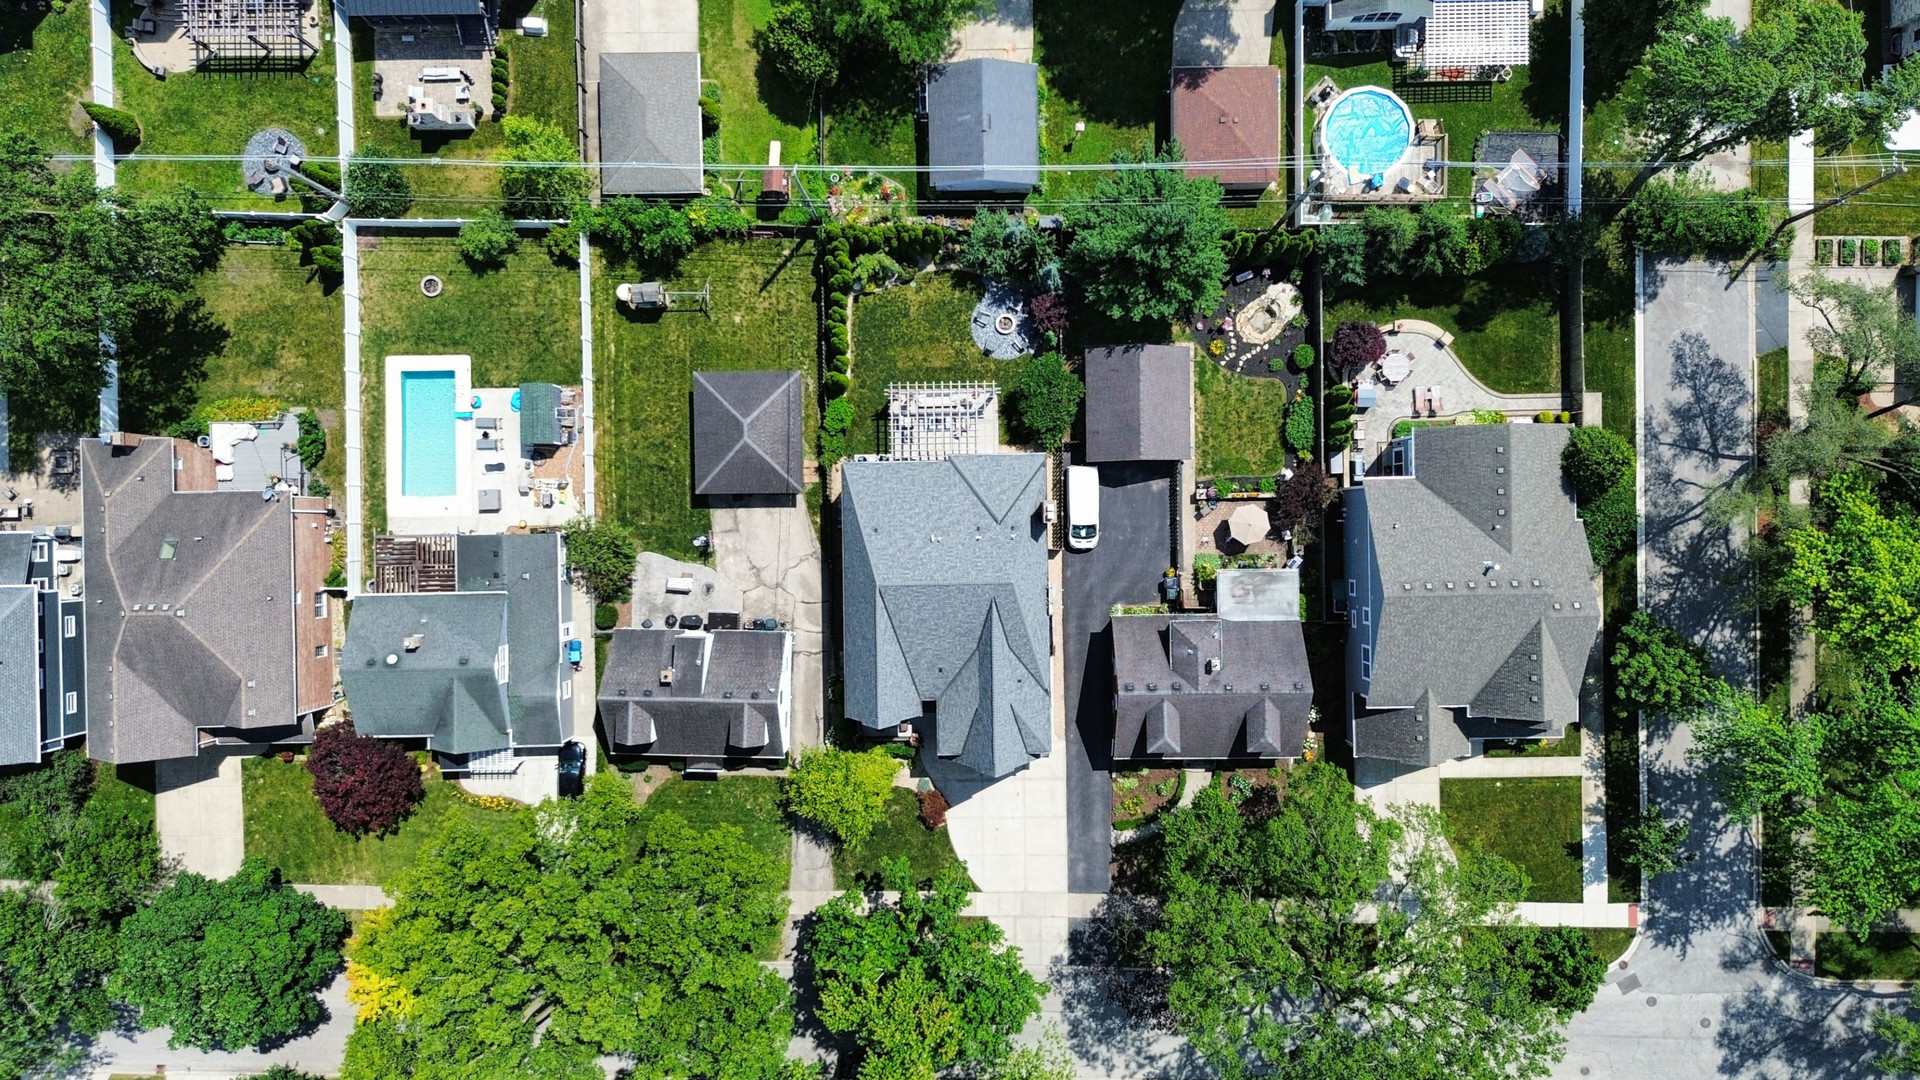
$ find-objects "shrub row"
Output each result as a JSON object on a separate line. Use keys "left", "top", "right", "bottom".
{"left": 813, "top": 221, "right": 956, "bottom": 407}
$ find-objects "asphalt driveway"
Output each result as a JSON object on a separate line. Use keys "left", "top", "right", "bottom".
{"left": 1063, "top": 461, "right": 1173, "bottom": 894}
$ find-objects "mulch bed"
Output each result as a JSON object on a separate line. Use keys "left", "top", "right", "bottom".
{"left": 1192, "top": 273, "right": 1307, "bottom": 388}
{"left": 1112, "top": 767, "right": 1183, "bottom": 825}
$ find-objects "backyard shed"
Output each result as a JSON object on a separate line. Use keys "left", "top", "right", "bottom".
{"left": 691, "top": 370, "right": 804, "bottom": 496}
{"left": 1084, "top": 344, "right": 1194, "bottom": 462}
{"left": 598, "top": 52, "right": 705, "bottom": 197}
{"left": 1169, "top": 66, "right": 1281, "bottom": 192}
{"left": 519, "top": 382, "right": 563, "bottom": 449}
{"left": 924, "top": 58, "right": 1040, "bottom": 194}
{"left": 341, "top": 0, "right": 496, "bottom": 47}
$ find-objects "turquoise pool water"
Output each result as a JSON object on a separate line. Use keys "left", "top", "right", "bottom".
{"left": 1323, "top": 88, "right": 1413, "bottom": 178}
{"left": 400, "top": 370, "right": 457, "bottom": 497}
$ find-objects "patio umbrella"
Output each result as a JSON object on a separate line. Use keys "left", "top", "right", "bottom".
{"left": 1228, "top": 503, "right": 1268, "bottom": 547}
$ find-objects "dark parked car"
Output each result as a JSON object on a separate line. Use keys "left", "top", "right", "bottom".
{"left": 557, "top": 740, "right": 586, "bottom": 798}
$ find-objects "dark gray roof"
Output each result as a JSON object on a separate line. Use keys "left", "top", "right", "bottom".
{"left": 926, "top": 59, "right": 1040, "bottom": 193}
{"left": 82, "top": 438, "right": 308, "bottom": 764}
{"left": 599, "top": 52, "right": 704, "bottom": 197}
{"left": 341, "top": 0, "right": 488, "bottom": 18}
{"left": 840, "top": 455, "right": 1052, "bottom": 779}
{"left": 1347, "top": 425, "right": 1599, "bottom": 766}
{"left": 344, "top": 533, "right": 568, "bottom": 754}
{"left": 692, "top": 371, "right": 804, "bottom": 495}
{"left": 520, "top": 382, "right": 562, "bottom": 447}
{"left": 0, "top": 533, "right": 31, "bottom": 585}
{"left": 0, "top": 586, "right": 39, "bottom": 766}
{"left": 599, "top": 628, "right": 790, "bottom": 760}
{"left": 1084, "top": 345, "right": 1194, "bottom": 462}
{"left": 1111, "top": 615, "right": 1311, "bottom": 760}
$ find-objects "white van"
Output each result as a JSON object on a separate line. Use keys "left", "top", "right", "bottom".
{"left": 1066, "top": 465, "right": 1100, "bottom": 551}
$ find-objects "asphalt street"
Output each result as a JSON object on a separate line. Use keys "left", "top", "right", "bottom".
{"left": 1061, "top": 461, "right": 1173, "bottom": 894}
{"left": 1552, "top": 256, "right": 1899, "bottom": 1080}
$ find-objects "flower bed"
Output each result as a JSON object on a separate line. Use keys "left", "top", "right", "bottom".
{"left": 1112, "top": 768, "right": 1184, "bottom": 830}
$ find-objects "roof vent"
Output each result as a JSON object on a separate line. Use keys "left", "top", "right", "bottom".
{"left": 1572, "top": 602, "right": 1582, "bottom": 609}
{"left": 1170, "top": 681, "right": 1183, "bottom": 691}
{"left": 750, "top": 691, "right": 761, "bottom": 699}
{"left": 403, "top": 634, "right": 424, "bottom": 651}
{"left": 1511, "top": 580, "right": 1520, "bottom": 588}
{"left": 642, "top": 689, "right": 653, "bottom": 697}
{"left": 458, "top": 655, "right": 470, "bottom": 665}
{"left": 1423, "top": 582, "right": 1433, "bottom": 590}
{"left": 1445, "top": 582, "right": 1455, "bottom": 589}
{"left": 1224, "top": 683, "right": 1233, "bottom": 691}
{"left": 175, "top": 608, "right": 186, "bottom": 617}
{"left": 1124, "top": 682, "right": 1134, "bottom": 691}
{"left": 1553, "top": 602, "right": 1562, "bottom": 610}
{"left": 1402, "top": 583, "right": 1412, "bottom": 590}
{"left": 1204, "top": 657, "right": 1219, "bottom": 674}
{"left": 1259, "top": 682, "right": 1270, "bottom": 691}
{"left": 1532, "top": 579, "right": 1541, "bottom": 587}
{"left": 723, "top": 691, "right": 734, "bottom": 699}
{"left": 1147, "top": 682, "right": 1159, "bottom": 691}
{"left": 660, "top": 667, "right": 675, "bottom": 684}
{"left": 1293, "top": 681, "right": 1304, "bottom": 690}
{"left": 384, "top": 653, "right": 399, "bottom": 666}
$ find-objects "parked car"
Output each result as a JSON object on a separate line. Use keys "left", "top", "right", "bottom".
{"left": 1066, "top": 465, "right": 1100, "bottom": 551}
{"left": 557, "top": 741, "right": 586, "bottom": 798}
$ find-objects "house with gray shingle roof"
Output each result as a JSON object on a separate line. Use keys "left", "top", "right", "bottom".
{"left": 692, "top": 370, "right": 803, "bottom": 496}
{"left": 599, "top": 627, "right": 793, "bottom": 765}
{"left": 840, "top": 454, "right": 1051, "bottom": 779}
{"left": 0, "top": 532, "right": 89, "bottom": 766}
{"left": 925, "top": 58, "right": 1040, "bottom": 195}
{"left": 598, "top": 52, "right": 705, "bottom": 198}
{"left": 82, "top": 437, "right": 335, "bottom": 764}
{"left": 1112, "top": 614, "right": 1312, "bottom": 761}
{"left": 344, "top": 533, "right": 571, "bottom": 771}
{"left": 1084, "top": 344, "right": 1194, "bottom": 462}
{"left": 1342, "top": 424, "right": 1599, "bottom": 767}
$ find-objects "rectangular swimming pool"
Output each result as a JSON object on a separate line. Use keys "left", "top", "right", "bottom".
{"left": 400, "top": 370, "right": 458, "bottom": 497}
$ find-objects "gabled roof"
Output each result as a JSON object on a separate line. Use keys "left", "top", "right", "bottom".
{"left": 83, "top": 438, "right": 323, "bottom": 764}
{"left": 600, "top": 628, "right": 790, "bottom": 761}
{"left": 1350, "top": 425, "right": 1599, "bottom": 766}
{"left": 1169, "top": 66, "right": 1280, "bottom": 189}
{"left": 692, "top": 370, "right": 804, "bottom": 495}
{"left": 1084, "top": 344, "right": 1194, "bottom": 462}
{"left": 0, "top": 586, "right": 39, "bottom": 766}
{"left": 925, "top": 59, "right": 1040, "bottom": 193}
{"left": 1112, "top": 615, "right": 1312, "bottom": 760}
{"left": 599, "top": 52, "right": 704, "bottom": 197}
{"left": 840, "top": 454, "right": 1052, "bottom": 779}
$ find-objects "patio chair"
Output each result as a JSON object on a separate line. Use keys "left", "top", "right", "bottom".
{"left": 1415, "top": 118, "right": 1442, "bottom": 142}
{"left": 1395, "top": 176, "right": 1412, "bottom": 194}
{"left": 1415, "top": 386, "right": 1430, "bottom": 414}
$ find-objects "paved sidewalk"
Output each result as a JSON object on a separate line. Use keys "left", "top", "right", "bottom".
{"left": 709, "top": 501, "right": 825, "bottom": 750}
{"left": 294, "top": 884, "right": 391, "bottom": 909}
{"left": 85, "top": 976, "right": 354, "bottom": 1079}
{"left": 155, "top": 747, "right": 258, "bottom": 879}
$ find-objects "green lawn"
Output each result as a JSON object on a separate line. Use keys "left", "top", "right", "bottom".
{"left": 1033, "top": 0, "right": 1179, "bottom": 206}
{"left": 831, "top": 788, "right": 972, "bottom": 890}
{"left": 1327, "top": 264, "right": 1562, "bottom": 395}
{"left": 595, "top": 238, "right": 817, "bottom": 559}
{"left": 630, "top": 775, "right": 791, "bottom": 876}
{"left": 1816, "top": 932, "right": 1920, "bottom": 982}
{"left": 242, "top": 755, "right": 522, "bottom": 887}
{"left": 1584, "top": 928, "right": 1635, "bottom": 965}
{"left": 1439, "top": 776, "right": 1583, "bottom": 903}
{"left": 700, "top": 0, "right": 816, "bottom": 192}
{"left": 358, "top": 233, "right": 582, "bottom": 532}
{"left": 1812, "top": 141, "right": 1920, "bottom": 238}
{"left": 1584, "top": 260, "right": 1634, "bottom": 442}
{"left": 350, "top": 0, "right": 575, "bottom": 215}
{"left": 1759, "top": 346, "right": 1789, "bottom": 428}
{"left": 822, "top": 111, "right": 918, "bottom": 209}
{"left": 1303, "top": 56, "right": 1560, "bottom": 199}
{"left": 844, "top": 273, "right": 1011, "bottom": 456}
{"left": 1195, "top": 359, "right": 1292, "bottom": 477}
{"left": 0, "top": 3, "right": 91, "bottom": 152}
{"left": 111, "top": 0, "right": 336, "bottom": 205}
{"left": 185, "top": 244, "right": 347, "bottom": 495}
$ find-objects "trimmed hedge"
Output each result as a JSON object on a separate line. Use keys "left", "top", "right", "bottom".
{"left": 82, "top": 102, "right": 141, "bottom": 149}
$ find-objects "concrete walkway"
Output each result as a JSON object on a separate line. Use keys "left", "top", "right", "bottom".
{"left": 89, "top": 0, "right": 113, "bottom": 188}
{"left": 155, "top": 747, "right": 257, "bottom": 879}
{"left": 84, "top": 976, "right": 355, "bottom": 1079}
{"left": 709, "top": 500, "right": 825, "bottom": 750}
{"left": 950, "top": 0, "right": 1034, "bottom": 63}
{"left": 294, "top": 884, "right": 391, "bottom": 909}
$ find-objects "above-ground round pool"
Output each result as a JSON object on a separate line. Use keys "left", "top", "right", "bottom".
{"left": 1320, "top": 86, "right": 1414, "bottom": 179}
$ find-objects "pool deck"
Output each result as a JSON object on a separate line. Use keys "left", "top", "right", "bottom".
{"left": 384, "top": 354, "right": 582, "bottom": 536}
{"left": 1313, "top": 85, "right": 1448, "bottom": 204}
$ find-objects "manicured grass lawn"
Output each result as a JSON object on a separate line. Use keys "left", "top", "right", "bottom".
{"left": 1033, "top": 0, "right": 1179, "bottom": 206}
{"left": 350, "top": 0, "right": 575, "bottom": 215}
{"left": 1813, "top": 141, "right": 1920, "bottom": 238}
{"left": 1303, "top": 56, "right": 1559, "bottom": 199}
{"left": 701, "top": 0, "right": 815, "bottom": 188}
{"left": 358, "top": 233, "right": 582, "bottom": 532}
{"left": 1759, "top": 346, "right": 1789, "bottom": 428}
{"left": 187, "top": 244, "right": 347, "bottom": 494}
{"left": 630, "top": 775, "right": 791, "bottom": 876}
{"left": 0, "top": 3, "right": 90, "bottom": 152}
{"left": 1195, "top": 359, "right": 1292, "bottom": 477}
{"left": 1484, "top": 729, "right": 1580, "bottom": 758}
{"left": 832, "top": 788, "right": 972, "bottom": 890}
{"left": 1816, "top": 932, "right": 1920, "bottom": 982}
{"left": 822, "top": 111, "right": 918, "bottom": 209}
{"left": 111, "top": 0, "right": 336, "bottom": 205}
{"left": 595, "top": 238, "right": 817, "bottom": 559}
{"left": 242, "top": 755, "right": 522, "bottom": 887}
{"left": 844, "top": 272, "right": 1010, "bottom": 456}
{"left": 1585, "top": 928, "right": 1635, "bottom": 965}
{"left": 1585, "top": 260, "right": 1635, "bottom": 442}
{"left": 1327, "top": 264, "right": 1562, "bottom": 395}
{"left": 1439, "top": 776, "right": 1583, "bottom": 903}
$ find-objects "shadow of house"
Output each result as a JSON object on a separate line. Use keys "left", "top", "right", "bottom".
{"left": 340, "top": 0, "right": 497, "bottom": 49}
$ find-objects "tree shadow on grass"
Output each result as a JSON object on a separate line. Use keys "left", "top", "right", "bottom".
{"left": 1034, "top": 0, "right": 1183, "bottom": 127}
{"left": 117, "top": 297, "right": 229, "bottom": 436}
{"left": 0, "top": 6, "right": 51, "bottom": 54}
{"left": 753, "top": 48, "right": 818, "bottom": 133}
{"left": 1522, "top": 3, "right": 1570, "bottom": 127}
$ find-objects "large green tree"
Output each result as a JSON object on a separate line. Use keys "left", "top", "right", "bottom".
{"left": 1780, "top": 471, "right": 1920, "bottom": 673}
{"left": 1064, "top": 150, "right": 1229, "bottom": 324}
{"left": 1135, "top": 762, "right": 1596, "bottom": 1080}
{"left": 500, "top": 117, "right": 592, "bottom": 220}
{"left": 1631, "top": 0, "right": 1920, "bottom": 189}
{"left": 758, "top": 0, "right": 977, "bottom": 92}
{"left": 344, "top": 775, "right": 796, "bottom": 1080}
{"left": 809, "top": 857, "right": 1047, "bottom": 1080}
{"left": 111, "top": 859, "right": 348, "bottom": 1050}
{"left": 0, "top": 890, "right": 117, "bottom": 1080}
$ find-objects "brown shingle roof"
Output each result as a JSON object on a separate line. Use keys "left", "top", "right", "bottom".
{"left": 1169, "top": 66, "right": 1280, "bottom": 190}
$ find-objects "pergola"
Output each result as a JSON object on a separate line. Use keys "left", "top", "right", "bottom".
{"left": 182, "top": 0, "right": 317, "bottom": 71}
{"left": 1417, "top": 0, "right": 1530, "bottom": 69}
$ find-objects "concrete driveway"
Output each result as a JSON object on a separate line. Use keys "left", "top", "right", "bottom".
{"left": 1553, "top": 256, "right": 1894, "bottom": 1079}
{"left": 154, "top": 746, "right": 259, "bottom": 880}
{"left": 709, "top": 499, "right": 826, "bottom": 750}
{"left": 1061, "top": 461, "right": 1173, "bottom": 894}
{"left": 951, "top": 0, "right": 1033, "bottom": 62}
{"left": 1171, "top": 0, "right": 1274, "bottom": 68}
{"left": 580, "top": 0, "right": 698, "bottom": 165}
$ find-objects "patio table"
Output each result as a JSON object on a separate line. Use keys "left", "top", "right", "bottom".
{"left": 1380, "top": 350, "right": 1413, "bottom": 384}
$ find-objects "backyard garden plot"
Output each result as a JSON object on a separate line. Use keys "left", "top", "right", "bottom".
{"left": 0, "top": 3, "right": 91, "bottom": 153}
{"left": 1326, "top": 263, "right": 1562, "bottom": 395}
{"left": 109, "top": 0, "right": 337, "bottom": 205}
{"left": 357, "top": 232, "right": 582, "bottom": 532}
{"left": 842, "top": 272, "right": 1013, "bottom": 457}
{"left": 1439, "top": 776, "right": 1583, "bottom": 903}
{"left": 595, "top": 238, "right": 817, "bottom": 560}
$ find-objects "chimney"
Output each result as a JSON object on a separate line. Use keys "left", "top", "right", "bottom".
{"left": 659, "top": 667, "right": 675, "bottom": 685}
